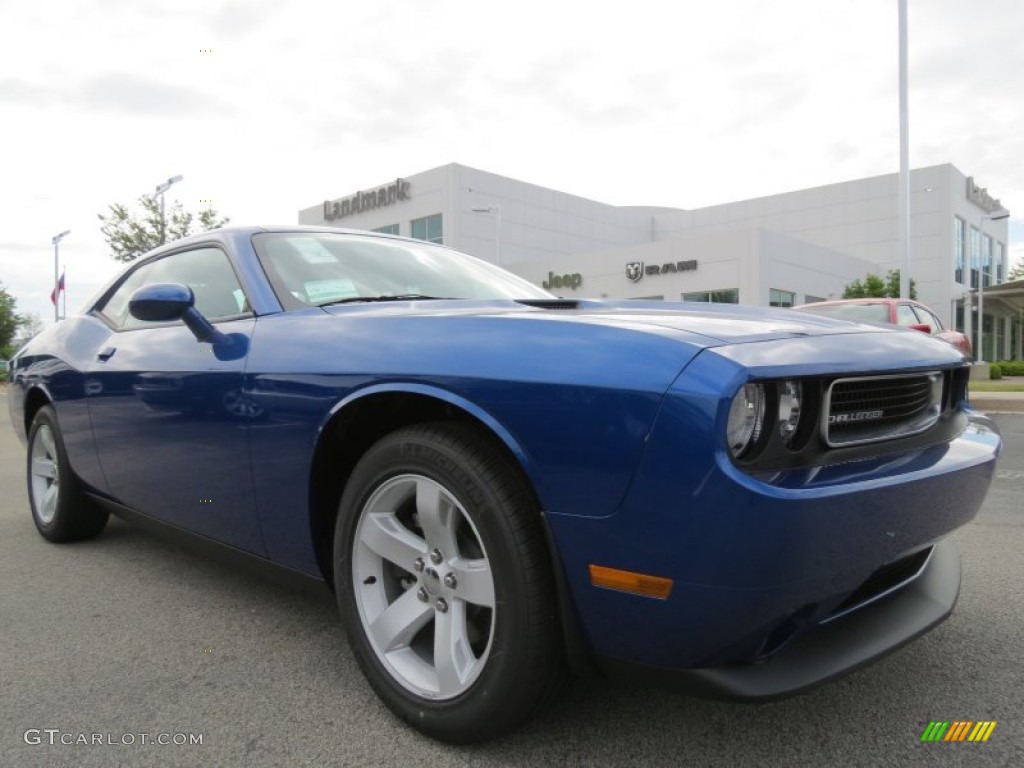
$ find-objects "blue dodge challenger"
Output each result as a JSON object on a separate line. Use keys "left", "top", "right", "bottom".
{"left": 7, "top": 227, "right": 1000, "bottom": 742}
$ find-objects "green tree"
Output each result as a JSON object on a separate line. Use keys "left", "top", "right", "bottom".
{"left": 842, "top": 274, "right": 886, "bottom": 298}
{"left": 1, "top": 282, "right": 25, "bottom": 359}
{"left": 98, "top": 195, "right": 229, "bottom": 262}
{"left": 19, "top": 312, "right": 43, "bottom": 341}
{"left": 1009, "top": 259, "right": 1024, "bottom": 281}
{"left": 842, "top": 269, "right": 916, "bottom": 300}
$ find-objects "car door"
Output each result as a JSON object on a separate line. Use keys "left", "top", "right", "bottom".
{"left": 85, "top": 245, "right": 265, "bottom": 555}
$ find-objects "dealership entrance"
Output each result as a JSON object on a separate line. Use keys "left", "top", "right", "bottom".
{"left": 968, "top": 278, "right": 1024, "bottom": 361}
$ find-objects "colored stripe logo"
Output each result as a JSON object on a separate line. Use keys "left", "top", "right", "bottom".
{"left": 921, "top": 721, "right": 997, "bottom": 742}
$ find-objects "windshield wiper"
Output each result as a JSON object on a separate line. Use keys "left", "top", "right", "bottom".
{"left": 318, "top": 294, "right": 450, "bottom": 307}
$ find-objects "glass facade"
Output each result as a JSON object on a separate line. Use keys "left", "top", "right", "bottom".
{"left": 981, "top": 234, "right": 992, "bottom": 288}
{"left": 372, "top": 223, "right": 400, "bottom": 235}
{"left": 683, "top": 288, "right": 739, "bottom": 303}
{"left": 804, "top": 294, "right": 826, "bottom": 304}
{"left": 954, "top": 216, "right": 965, "bottom": 284}
{"left": 970, "top": 227, "right": 981, "bottom": 288}
{"left": 769, "top": 288, "right": 796, "bottom": 307}
{"left": 995, "top": 241, "right": 1005, "bottom": 284}
{"left": 411, "top": 214, "right": 443, "bottom": 244}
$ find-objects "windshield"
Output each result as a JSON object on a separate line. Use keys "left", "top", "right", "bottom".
{"left": 798, "top": 303, "right": 890, "bottom": 324}
{"left": 252, "top": 232, "right": 552, "bottom": 309}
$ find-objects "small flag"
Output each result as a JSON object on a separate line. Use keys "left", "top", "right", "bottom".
{"left": 51, "top": 270, "right": 65, "bottom": 305}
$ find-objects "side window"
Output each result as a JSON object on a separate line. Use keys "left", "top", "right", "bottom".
{"left": 98, "top": 261, "right": 156, "bottom": 329}
{"left": 912, "top": 306, "right": 942, "bottom": 334}
{"left": 99, "top": 247, "right": 249, "bottom": 330}
{"left": 895, "top": 304, "right": 919, "bottom": 327}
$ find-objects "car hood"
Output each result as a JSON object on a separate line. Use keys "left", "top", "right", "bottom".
{"left": 321, "top": 298, "right": 897, "bottom": 347}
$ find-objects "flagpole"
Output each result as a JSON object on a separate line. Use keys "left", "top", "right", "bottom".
{"left": 51, "top": 230, "right": 70, "bottom": 323}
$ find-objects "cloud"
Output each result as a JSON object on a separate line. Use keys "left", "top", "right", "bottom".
{"left": 0, "top": 72, "right": 229, "bottom": 118}
{"left": 310, "top": 49, "right": 477, "bottom": 146}
{"left": 483, "top": 54, "right": 659, "bottom": 128}
{"left": 206, "top": 0, "right": 280, "bottom": 39}
{"left": 0, "top": 239, "right": 42, "bottom": 256}
{"left": 76, "top": 73, "right": 229, "bottom": 116}
{"left": 0, "top": 79, "right": 56, "bottom": 107}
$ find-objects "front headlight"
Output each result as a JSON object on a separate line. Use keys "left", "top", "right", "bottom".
{"left": 778, "top": 380, "right": 803, "bottom": 443}
{"left": 727, "top": 383, "right": 765, "bottom": 458}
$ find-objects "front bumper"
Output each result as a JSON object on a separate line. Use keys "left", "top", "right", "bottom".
{"left": 542, "top": 365, "right": 999, "bottom": 691}
{"left": 599, "top": 537, "right": 961, "bottom": 699}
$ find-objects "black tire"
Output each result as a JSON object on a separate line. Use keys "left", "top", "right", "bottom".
{"left": 26, "top": 405, "right": 109, "bottom": 542}
{"left": 334, "top": 422, "right": 566, "bottom": 743}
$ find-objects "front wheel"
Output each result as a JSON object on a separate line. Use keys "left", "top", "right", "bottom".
{"left": 27, "top": 405, "right": 109, "bottom": 542}
{"left": 334, "top": 423, "right": 565, "bottom": 743}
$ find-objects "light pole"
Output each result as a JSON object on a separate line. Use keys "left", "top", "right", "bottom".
{"left": 897, "top": 0, "right": 911, "bottom": 300}
{"left": 51, "top": 230, "right": 70, "bottom": 323}
{"left": 471, "top": 205, "right": 501, "bottom": 266}
{"left": 155, "top": 174, "right": 183, "bottom": 245}
{"left": 975, "top": 209, "right": 1010, "bottom": 362}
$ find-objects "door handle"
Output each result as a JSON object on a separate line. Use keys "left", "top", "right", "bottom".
{"left": 97, "top": 347, "right": 116, "bottom": 362}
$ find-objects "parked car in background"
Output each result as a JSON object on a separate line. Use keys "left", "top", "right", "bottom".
{"left": 6, "top": 227, "right": 1000, "bottom": 743}
{"left": 791, "top": 298, "right": 972, "bottom": 357}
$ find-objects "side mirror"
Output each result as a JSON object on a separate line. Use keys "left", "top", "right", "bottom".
{"left": 908, "top": 323, "right": 932, "bottom": 334}
{"left": 129, "top": 283, "right": 194, "bottom": 321}
{"left": 128, "top": 282, "right": 224, "bottom": 344}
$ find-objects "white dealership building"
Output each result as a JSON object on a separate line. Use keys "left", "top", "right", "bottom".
{"left": 298, "top": 162, "right": 1017, "bottom": 360}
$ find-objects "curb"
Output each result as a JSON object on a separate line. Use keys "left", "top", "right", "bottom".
{"left": 968, "top": 398, "right": 1024, "bottom": 414}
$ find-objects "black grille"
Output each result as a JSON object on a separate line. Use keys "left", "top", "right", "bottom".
{"left": 827, "top": 547, "right": 933, "bottom": 620}
{"left": 516, "top": 300, "right": 580, "bottom": 310}
{"left": 825, "top": 372, "right": 942, "bottom": 446}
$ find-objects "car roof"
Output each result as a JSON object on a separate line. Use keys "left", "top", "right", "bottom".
{"left": 796, "top": 298, "right": 897, "bottom": 308}
{"left": 133, "top": 225, "right": 454, "bottom": 262}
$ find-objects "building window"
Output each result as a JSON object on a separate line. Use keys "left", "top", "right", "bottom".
{"left": 683, "top": 289, "right": 739, "bottom": 303}
{"left": 954, "top": 216, "right": 966, "bottom": 284}
{"left": 804, "top": 294, "right": 826, "bottom": 304}
{"left": 630, "top": 295, "right": 664, "bottom": 300}
{"left": 769, "top": 288, "right": 796, "bottom": 307}
{"left": 372, "top": 223, "right": 399, "bottom": 235}
{"left": 411, "top": 214, "right": 443, "bottom": 244}
{"left": 970, "top": 226, "right": 981, "bottom": 289}
{"left": 981, "top": 234, "right": 992, "bottom": 288}
{"left": 995, "top": 241, "right": 1005, "bottom": 284}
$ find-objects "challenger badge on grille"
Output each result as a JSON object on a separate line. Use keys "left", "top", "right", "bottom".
{"left": 824, "top": 372, "right": 942, "bottom": 446}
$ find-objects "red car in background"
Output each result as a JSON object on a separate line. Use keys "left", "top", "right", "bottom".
{"left": 792, "top": 298, "right": 973, "bottom": 358}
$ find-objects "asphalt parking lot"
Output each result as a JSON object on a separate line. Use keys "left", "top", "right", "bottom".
{"left": 1, "top": 398, "right": 1022, "bottom": 768}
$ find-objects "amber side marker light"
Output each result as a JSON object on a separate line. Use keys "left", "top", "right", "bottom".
{"left": 589, "top": 564, "right": 674, "bottom": 599}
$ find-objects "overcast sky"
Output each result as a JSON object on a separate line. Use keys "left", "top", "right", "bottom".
{"left": 2, "top": 0, "right": 1022, "bottom": 326}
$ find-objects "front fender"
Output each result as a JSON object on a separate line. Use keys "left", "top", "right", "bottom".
{"left": 314, "top": 381, "right": 543, "bottom": 506}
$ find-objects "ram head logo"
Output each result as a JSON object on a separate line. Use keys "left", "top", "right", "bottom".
{"left": 626, "top": 261, "right": 644, "bottom": 282}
